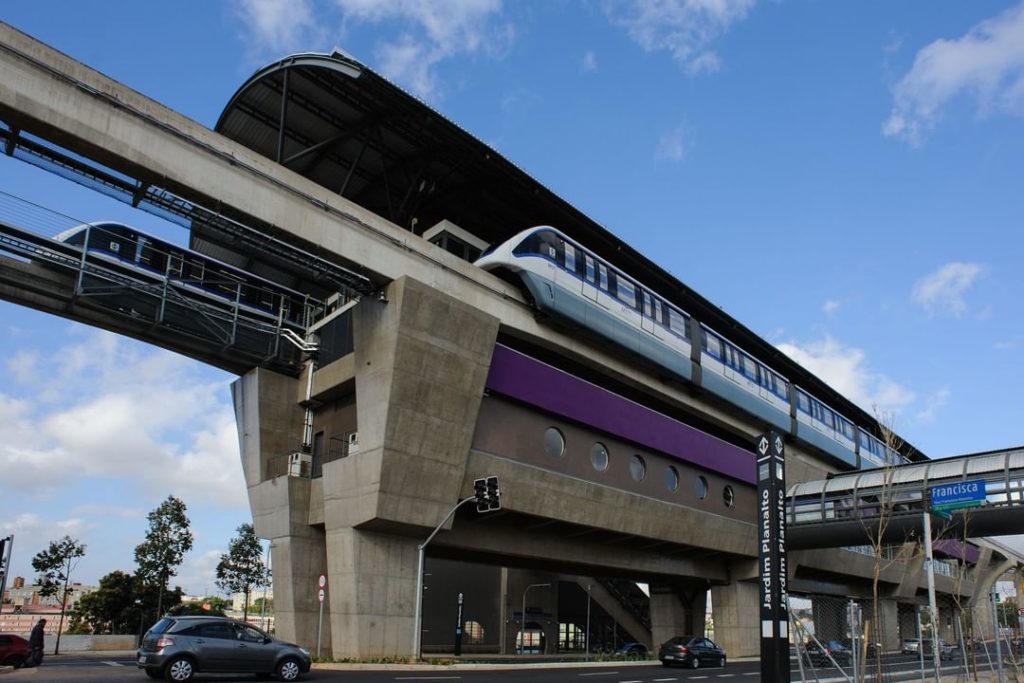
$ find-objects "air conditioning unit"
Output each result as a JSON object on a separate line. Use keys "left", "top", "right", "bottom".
{"left": 347, "top": 432, "right": 359, "bottom": 457}
{"left": 288, "top": 452, "right": 311, "bottom": 477}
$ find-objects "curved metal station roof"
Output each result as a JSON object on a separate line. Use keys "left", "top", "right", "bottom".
{"left": 214, "top": 50, "right": 919, "bottom": 460}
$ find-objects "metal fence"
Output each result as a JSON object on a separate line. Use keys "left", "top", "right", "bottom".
{"left": 789, "top": 592, "right": 1024, "bottom": 682}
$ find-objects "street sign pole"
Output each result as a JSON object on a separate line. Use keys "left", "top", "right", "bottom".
{"left": 316, "top": 574, "right": 326, "bottom": 659}
{"left": 757, "top": 430, "right": 789, "bottom": 683}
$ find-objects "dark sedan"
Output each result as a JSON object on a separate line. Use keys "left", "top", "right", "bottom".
{"left": 658, "top": 635, "right": 726, "bottom": 668}
{"left": 803, "top": 639, "right": 852, "bottom": 667}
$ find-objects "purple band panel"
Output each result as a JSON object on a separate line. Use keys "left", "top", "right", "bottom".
{"left": 486, "top": 344, "right": 755, "bottom": 483}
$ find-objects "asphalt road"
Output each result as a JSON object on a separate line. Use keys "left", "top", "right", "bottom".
{"left": 0, "top": 652, "right": 1000, "bottom": 683}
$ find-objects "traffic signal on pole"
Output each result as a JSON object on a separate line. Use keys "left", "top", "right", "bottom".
{"left": 485, "top": 476, "right": 500, "bottom": 511}
{"left": 473, "top": 476, "right": 500, "bottom": 512}
{"left": 473, "top": 478, "right": 488, "bottom": 512}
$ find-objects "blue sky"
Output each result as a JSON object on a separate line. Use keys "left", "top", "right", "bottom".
{"left": 2, "top": 1, "right": 1023, "bottom": 593}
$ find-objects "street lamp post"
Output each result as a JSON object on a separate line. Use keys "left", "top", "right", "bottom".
{"left": 520, "top": 583, "right": 551, "bottom": 655}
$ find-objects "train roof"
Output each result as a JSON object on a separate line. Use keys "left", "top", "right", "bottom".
{"left": 214, "top": 50, "right": 924, "bottom": 462}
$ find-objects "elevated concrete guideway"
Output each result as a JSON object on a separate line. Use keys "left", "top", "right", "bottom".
{"left": 3, "top": 21, "right": 1023, "bottom": 663}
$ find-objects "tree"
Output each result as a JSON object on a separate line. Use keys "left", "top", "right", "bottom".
{"left": 71, "top": 570, "right": 136, "bottom": 634}
{"left": 215, "top": 523, "right": 270, "bottom": 620}
{"left": 32, "top": 535, "right": 86, "bottom": 655}
{"left": 134, "top": 495, "right": 193, "bottom": 616}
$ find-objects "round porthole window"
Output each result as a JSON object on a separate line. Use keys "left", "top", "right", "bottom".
{"left": 665, "top": 466, "right": 679, "bottom": 492}
{"left": 723, "top": 485, "right": 735, "bottom": 508}
{"left": 629, "top": 454, "right": 646, "bottom": 482}
{"left": 544, "top": 427, "right": 565, "bottom": 458}
{"left": 694, "top": 475, "right": 708, "bottom": 500}
{"left": 590, "top": 442, "right": 609, "bottom": 471}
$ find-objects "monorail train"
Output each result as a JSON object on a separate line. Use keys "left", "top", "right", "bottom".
{"left": 55, "top": 222, "right": 313, "bottom": 326}
{"left": 475, "top": 226, "right": 904, "bottom": 471}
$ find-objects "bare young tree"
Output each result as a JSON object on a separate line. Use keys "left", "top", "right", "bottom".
{"left": 32, "top": 535, "right": 86, "bottom": 655}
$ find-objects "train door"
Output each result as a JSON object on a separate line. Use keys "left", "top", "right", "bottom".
{"left": 640, "top": 291, "right": 655, "bottom": 334}
{"left": 582, "top": 254, "right": 599, "bottom": 303}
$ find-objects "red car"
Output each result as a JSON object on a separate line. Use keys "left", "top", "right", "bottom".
{"left": 0, "top": 633, "right": 31, "bottom": 668}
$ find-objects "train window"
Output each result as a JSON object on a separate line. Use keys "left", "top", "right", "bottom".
{"left": 590, "top": 442, "right": 609, "bottom": 471}
{"left": 694, "top": 475, "right": 708, "bottom": 500}
{"left": 654, "top": 299, "right": 663, "bottom": 324}
{"left": 629, "top": 454, "right": 646, "bottom": 482}
{"left": 598, "top": 263, "right": 608, "bottom": 290}
{"left": 668, "top": 309, "right": 689, "bottom": 339}
{"left": 703, "top": 332, "right": 722, "bottom": 360}
{"left": 838, "top": 417, "right": 855, "bottom": 440}
{"left": 665, "top": 466, "right": 679, "bottom": 492}
{"left": 617, "top": 278, "right": 636, "bottom": 308}
{"left": 544, "top": 427, "right": 565, "bottom": 458}
{"left": 642, "top": 292, "right": 652, "bottom": 318}
{"left": 585, "top": 256, "right": 595, "bottom": 283}
{"left": 796, "top": 390, "right": 811, "bottom": 414}
{"left": 741, "top": 355, "right": 758, "bottom": 382}
{"left": 564, "top": 242, "right": 576, "bottom": 273}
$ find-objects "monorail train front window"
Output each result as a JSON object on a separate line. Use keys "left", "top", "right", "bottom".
{"left": 564, "top": 242, "right": 576, "bottom": 273}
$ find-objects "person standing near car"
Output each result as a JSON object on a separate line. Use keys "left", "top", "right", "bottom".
{"left": 28, "top": 618, "right": 46, "bottom": 667}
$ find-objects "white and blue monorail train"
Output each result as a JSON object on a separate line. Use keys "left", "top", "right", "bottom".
{"left": 475, "top": 226, "right": 903, "bottom": 471}
{"left": 55, "top": 222, "right": 312, "bottom": 326}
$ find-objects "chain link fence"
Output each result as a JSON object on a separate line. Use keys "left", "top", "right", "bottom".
{"left": 789, "top": 593, "right": 1024, "bottom": 682}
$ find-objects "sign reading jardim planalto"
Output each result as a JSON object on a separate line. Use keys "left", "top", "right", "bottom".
{"left": 931, "top": 479, "right": 986, "bottom": 511}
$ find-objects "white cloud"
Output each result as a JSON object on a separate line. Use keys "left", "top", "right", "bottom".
{"left": 233, "top": 0, "right": 324, "bottom": 55}
{"left": 334, "top": 0, "right": 513, "bottom": 98}
{"left": 911, "top": 261, "right": 986, "bottom": 316}
{"left": 883, "top": 3, "right": 1024, "bottom": 145}
{"left": 0, "top": 330, "right": 244, "bottom": 507}
{"left": 915, "top": 387, "right": 951, "bottom": 423}
{"left": 655, "top": 121, "right": 694, "bottom": 162}
{"left": 822, "top": 299, "right": 841, "bottom": 315}
{"left": 776, "top": 335, "right": 916, "bottom": 416}
{"left": 582, "top": 50, "right": 598, "bottom": 72}
{"left": 605, "top": 0, "right": 756, "bottom": 74}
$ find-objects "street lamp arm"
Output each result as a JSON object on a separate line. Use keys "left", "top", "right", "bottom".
{"left": 412, "top": 495, "right": 481, "bottom": 661}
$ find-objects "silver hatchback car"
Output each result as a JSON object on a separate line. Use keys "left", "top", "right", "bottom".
{"left": 137, "top": 615, "right": 311, "bottom": 681}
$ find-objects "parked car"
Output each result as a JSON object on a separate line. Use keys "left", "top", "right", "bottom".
{"left": 613, "top": 642, "right": 649, "bottom": 659}
{"left": 658, "top": 636, "right": 726, "bottom": 668}
{"left": 901, "top": 639, "right": 920, "bottom": 654}
{"left": 136, "top": 615, "right": 311, "bottom": 682}
{"left": 0, "top": 633, "right": 30, "bottom": 669}
{"left": 840, "top": 638, "right": 881, "bottom": 657}
{"left": 922, "top": 639, "right": 957, "bottom": 660}
{"left": 804, "top": 639, "right": 852, "bottom": 667}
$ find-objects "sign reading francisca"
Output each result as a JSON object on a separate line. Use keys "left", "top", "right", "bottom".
{"left": 931, "top": 480, "right": 986, "bottom": 511}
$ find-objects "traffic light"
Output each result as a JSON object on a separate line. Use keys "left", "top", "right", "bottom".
{"left": 473, "top": 476, "right": 500, "bottom": 512}
{"left": 485, "top": 475, "right": 500, "bottom": 511}
{"left": 473, "top": 478, "right": 488, "bottom": 512}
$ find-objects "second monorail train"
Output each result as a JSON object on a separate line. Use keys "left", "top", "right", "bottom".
{"left": 55, "top": 221, "right": 314, "bottom": 327}
{"left": 475, "top": 226, "right": 904, "bottom": 471}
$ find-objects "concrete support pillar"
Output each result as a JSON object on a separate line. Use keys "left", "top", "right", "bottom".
{"left": 323, "top": 526, "right": 418, "bottom": 657}
{"left": 650, "top": 582, "right": 707, "bottom": 650}
{"left": 711, "top": 581, "right": 759, "bottom": 657}
{"left": 876, "top": 599, "right": 900, "bottom": 651}
{"left": 897, "top": 602, "right": 919, "bottom": 642}
{"left": 811, "top": 596, "right": 846, "bottom": 641}
{"left": 233, "top": 367, "right": 326, "bottom": 650}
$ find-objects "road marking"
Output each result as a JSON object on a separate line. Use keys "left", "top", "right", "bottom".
{"left": 691, "top": 677, "right": 708, "bottom": 680}
{"left": 653, "top": 678, "right": 678, "bottom": 681}
{"left": 394, "top": 678, "right": 461, "bottom": 681}
{"left": 716, "top": 675, "right": 736, "bottom": 678}
{"left": 742, "top": 673, "right": 759, "bottom": 676}
{"left": 579, "top": 673, "right": 620, "bottom": 677}
{"left": 102, "top": 661, "right": 125, "bottom": 667}
{"left": 619, "top": 680, "right": 643, "bottom": 683}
